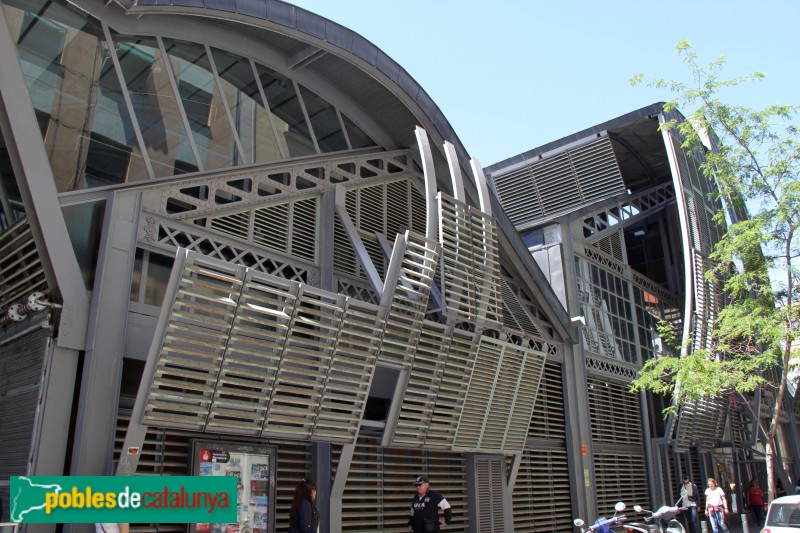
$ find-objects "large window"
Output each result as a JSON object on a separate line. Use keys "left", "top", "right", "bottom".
{"left": 3, "top": 0, "right": 383, "bottom": 191}
{"left": 576, "top": 256, "right": 638, "bottom": 363}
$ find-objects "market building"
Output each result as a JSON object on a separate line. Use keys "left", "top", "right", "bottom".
{"left": 0, "top": 1, "right": 796, "bottom": 532}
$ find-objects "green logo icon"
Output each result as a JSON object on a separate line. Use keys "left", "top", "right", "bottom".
{"left": 10, "top": 476, "right": 237, "bottom": 523}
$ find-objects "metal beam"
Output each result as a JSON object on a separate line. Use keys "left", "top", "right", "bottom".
{"left": 333, "top": 185, "right": 384, "bottom": 299}
{"left": 0, "top": 7, "right": 89, "bottom": 350}
{"left": 415, "top": 127, "right": 439, "bottom": 243}
{"left": 117, "top": 248, "right": 190, "bottom": 476}
{"left": 71, "top": 191, "right": 141, "bottom": 475}
{"left": 329, "top": 443, "right": 355, "bottom": 533}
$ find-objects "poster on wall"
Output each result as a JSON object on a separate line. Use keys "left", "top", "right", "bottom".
{"left": 190, "top": 440, "right": 277, "bottom": 533}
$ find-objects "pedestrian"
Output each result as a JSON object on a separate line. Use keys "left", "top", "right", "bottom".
{"left": 679, "top": 475, "right": 700, "bottom": 533}
{"left": 408, "top": 475, "right": 452, "bottom": 532}
{"left": 704, "top": 478, "right": 730, "bottom": 533}
{"left": 289, "top": 477, "right": 319, "bottom": 533}
{"left": 747, "top": 479, "right": 765, "bottom": 526}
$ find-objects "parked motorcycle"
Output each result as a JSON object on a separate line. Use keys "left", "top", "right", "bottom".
{"left": 574, "top": 502, "right": 648, "bottom": 533}
{"left": 626, "top": 499, "right": 688, "bottom": 533}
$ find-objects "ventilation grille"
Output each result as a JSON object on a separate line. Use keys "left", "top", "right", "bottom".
{"left": 209, "top": 197, "right": 318, "bottom": 263}
{"left": 590, "top": 231, "right": 624, "bottom": 263}
{"left": 142, "top": 251, "right": 383, "bottom": 443}
{"left": 528, "top": 358, "right": 566, "bottom": 441}
{"left": 594, "top": 452, "right": 649, "bottom": 513}
{"left": 513, "top": 447, "right": 573, "bottom": 532}
{"left": 501, "top": 278, "right": 543, "bottom": 338}
{"left": 334, "top": 436, "right": 469, "bottom": 532}
{"left": 473, "top": 455, "right": 505, "bottom": 533}
{"left": 146, "top": 149, "right": 412, "bottom": 219}
{"left": 0, "top": 216, "right": 48, "bottom": 311}
{"left": 454, "top": 336, "right": 547, "bottom": 453}
{"left": 141, "top": 213, "right": 317, "bottom": 285}
{"left": 333, "top": 179, "right": 426, "bottom": 281}
{"left": 588, "top": 378, "right": 643, "bottom": 446}
{"left": 493, "top": 136, "right": 625, "bottom": 228}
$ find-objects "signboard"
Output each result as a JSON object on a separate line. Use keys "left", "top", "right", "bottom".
{"left": 190, "top": 440, "right": 277, "bottom": 533}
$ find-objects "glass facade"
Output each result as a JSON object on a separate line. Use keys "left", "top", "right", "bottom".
{"left": 2, "top": 0, "right": 380, "bottom": 192}
{"left": 576, "top": 256, "right": 638, "bottom": 363}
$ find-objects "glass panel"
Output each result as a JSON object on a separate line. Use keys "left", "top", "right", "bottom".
{"left": 2, "top": 0, "right": 151, "bottom": 190}
{"left": 130, "top": 248, "right": 143, "bottom": 303}
{"left": 62, "top": 200, "right": 105, "bottom": 288}
{"left": 210, "top": 48, "right": 282, "bottom": 165}
{"left": 0, "top": 125, "right": 26, "bottom": 229}
{"left": 162, "top": 39, "right": 239, "bottom": 171}
{"left": 255, "top": 64, "right": 316, "bottom": 157}
{"left": 341, "top": 114, "right": 377, "bottom": 149}
{"left": 113, "top": 35, "right": 197, "bottom": 178}
{"left": 299, "top": 85, "right": 347, "bottom": 153}
{"left": 144, "top": 251, "right": 174, "bottom": 307}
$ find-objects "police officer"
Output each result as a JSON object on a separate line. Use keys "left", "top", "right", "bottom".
{"left": 408, "top": 475, "right": 452, "bottom": 532}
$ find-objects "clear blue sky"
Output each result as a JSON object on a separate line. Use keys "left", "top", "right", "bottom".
{"left": 288, "top": 0, "right": 800, "bottom": 167}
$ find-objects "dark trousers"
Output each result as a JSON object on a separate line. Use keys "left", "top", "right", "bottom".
{"left": 750, "top": 503, "right": 764, "bottom": 527}
{"left": 683, "top": 505, "right": 699, "bottom": 533}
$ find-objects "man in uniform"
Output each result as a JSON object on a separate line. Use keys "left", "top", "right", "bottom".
{"left": 408, "top": 475, "right": 452, "bottom": 532}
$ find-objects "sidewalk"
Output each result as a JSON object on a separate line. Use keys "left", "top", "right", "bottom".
{"left": 702, "top": 513, "right": 760, "bottom": 533}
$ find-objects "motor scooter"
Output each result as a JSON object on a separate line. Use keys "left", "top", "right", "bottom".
{"left": 626, "top": 499, "right": 688, "bottom": 533}
{"left": 574, "top": 502, "right": 649, "bottom": 533}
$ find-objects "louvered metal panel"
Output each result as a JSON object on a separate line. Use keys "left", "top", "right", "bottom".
{"left": 492, "top": 136, "right": 625, "bottom": 229}
{"left": 207, "top": 273, "right": 297, "bottom": 434}
{"left": 588, "top": 378, "right": 643, "bottom": 446}
{"left": 454, "top": 336, "right": 547, "bottom": 453}
{"left": 594, "top": 452, "right": 649, "bottom": 512}
{"left": 492, "top": 166, "right": 544, "bottom": 227}
{"left": 208, "top": 196, "right": 319, "bottom": 265}
{"left": 0, "top": 315, "right": 49, "bottom": 518}
{"left": 390, "top": 321, "right": 452, "bottom": 446}
{"left": 143, "top": 251, "right": 383, "bottom": 443}
{"left": 144, "top": 259, "right": 243, "bottom": 429}
{"left": 438, "top": 193, "right": 502, "bottom": 327}
{"left": 332, "top": 179, "right": 427, "bottom": 282}
{"left": 473, "top": 455, "right": 505, "bottom": 533}
{"left": 513, "top": 448, "right": 573, "bottom": 532}
{"left": 334, "top": 436, "right": 469, "bottom": 532}
{"left": 528, "top": 359, "right": 566, "bottom": 441}
{"left": 377, "top": 233, "right": 439, "bottom": 367}
{"left": 674, "top": 397, "right": 728, "bottom": 452}
{"left": 501, "top": 278, "right": 543, "bottom": 339}
{"left": 588, "top": 378, "right": 650, "bottom": 512}
{"left": 425, "top": 331, "right": 480, "bottom": 449}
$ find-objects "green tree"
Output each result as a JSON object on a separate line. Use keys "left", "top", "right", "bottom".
{"left": 630, "top": 40, "right": 800, "bottom": 501}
